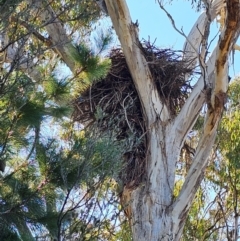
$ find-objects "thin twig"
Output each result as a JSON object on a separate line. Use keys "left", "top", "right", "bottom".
{"left": 157, "top": 0, "right": 199, "bottom": 56}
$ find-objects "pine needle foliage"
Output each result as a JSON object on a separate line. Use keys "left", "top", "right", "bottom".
{"left": 43, "top": 77, "right": 70, "bottom": 104}
{"left": 72, "top": 30, "right": 112, "bottom": 89}
{"left": 0, "top": 0, "right": 127, "bottom": 240}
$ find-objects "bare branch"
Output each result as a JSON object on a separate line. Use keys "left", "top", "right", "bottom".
{"left": 157, "top": 1, "right": 199, "bottom": 56}
{"left": 183, "top": 0, "right": 223, "bottom": 69}
{"left": 170, "top": 48, "right": 216, "bottom": 147}
{"left": 105, "top": 0, "right": 169, "bottom": 124}
{"left": 10, "top": 16, "right": 54, "bottom": 49}
{"left": 0, "top": 32, "right": 42, "bottom": 82}
{"left": 211, "top": 0, "right": 240, "bottom": 108}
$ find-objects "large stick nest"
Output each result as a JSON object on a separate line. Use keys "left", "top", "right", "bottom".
{"left": 72, "top": 41, "right": 193, "bottom": 188}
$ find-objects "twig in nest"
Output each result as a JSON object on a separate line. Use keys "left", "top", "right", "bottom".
{"left": 121, "top": 93, "right": 134, "bottom": 133}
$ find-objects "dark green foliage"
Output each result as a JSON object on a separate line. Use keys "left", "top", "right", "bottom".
{"left": 38, "top": 130, "right": 123, "bottom": 189}
{"left": 43, "top": 77, "right": 70, "bottom": 104}
{"left": 73, "top": 29, "right": 112, "bottom": 86}
{"left": 0, "top": 63, "right": 124, "bottom": 239}
{"left": 0, "top": 0, "right": 125, "bottom": 240}
{"left": 0, "top": 169, "right": 45, "bottom": 240}
{"left": 18, "top": 101, "right": 45, "bottom": 127}
{"left": 0, "top": 0, "right": 22, "bottom": 16}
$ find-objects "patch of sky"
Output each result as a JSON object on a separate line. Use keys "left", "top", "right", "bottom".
{"left": 127, "top": 0, "right": 240, "bottom": 78}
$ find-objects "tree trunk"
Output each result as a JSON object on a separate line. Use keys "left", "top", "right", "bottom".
{"left": 129, "top": 127, "right": 178, "bottom": 240}
{"left": 105, "top": 0, "right": 240, "bottom": 240}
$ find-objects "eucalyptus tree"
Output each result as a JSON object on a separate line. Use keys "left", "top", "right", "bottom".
{"left": 103, "top": 0, "right": 240, "bottom": 240}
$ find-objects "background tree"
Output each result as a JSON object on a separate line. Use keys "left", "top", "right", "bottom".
{"left": 0, "top": 0, "right": 127, "bottom": 240}
{"left": 178, "top": 79, "right": 240, "bottom": 241}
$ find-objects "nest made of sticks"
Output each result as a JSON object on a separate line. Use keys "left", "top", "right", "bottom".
{"left": 72, "top": 41, "right": 193, "bottom": 188}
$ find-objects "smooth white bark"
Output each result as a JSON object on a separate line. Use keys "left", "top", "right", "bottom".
{"left": 173, "top": 0, "right": 240, "bottom": 239}
{"left": 171, "top": 48, "right": 217, "bottom": 148}
{"left": 2, "top": 0, "right": 237, "bottom": 239}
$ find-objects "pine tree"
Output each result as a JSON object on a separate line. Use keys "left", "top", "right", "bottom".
{"left": 0, "top": 0, "right": 124, "bottom": 240}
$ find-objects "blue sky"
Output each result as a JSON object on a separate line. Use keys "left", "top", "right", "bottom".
{"left": 127, "top": 0, "right": 199, "bottom": 49}
{"left": 126, "top": 0, "right": 240, "bottom": 78}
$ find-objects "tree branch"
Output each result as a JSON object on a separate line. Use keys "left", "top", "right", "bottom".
{"left": 171, "top": 1, "right": 240, "bottom": 238}
{"left": 170, "top": 48, "right": 216, "bottom": 147}
{"left": 182, "top": 0, "right": 223, "bottom": 69}
{"left": 0, "top": 31, "right": 42, "bottom": 82}
{"left": 27, "top": 0, "right": 78, "bottom": 72}
{"left": 166, "top": 0, "right": 222, "bottom": 147}
{"left": 211, "top": 0, "right": 240, "bottom": 108}
{"left": 105, "top": 0, "right": 169, "bottom": 125}
{"left": 10, "top": 15, "right": 55, "bottom": 50}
